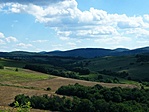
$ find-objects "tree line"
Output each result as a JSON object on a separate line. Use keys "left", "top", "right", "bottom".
{"left": 11, "top": 84, "right": 149, "bottom": 112}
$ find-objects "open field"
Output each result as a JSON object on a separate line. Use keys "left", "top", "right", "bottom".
{"left": 0, "top": 67, "right": 53, "bottom": 83}
{"left": 21, "top": 77, "right": 138, "bottom": 93}
{"left": 0, "top": 67, "right": 137, "bottom": 110}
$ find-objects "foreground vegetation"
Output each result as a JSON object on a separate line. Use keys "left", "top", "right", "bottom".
{"left": 0, "top": 67, "right": 51, "bottom": 83}
{"left": 11, "top": 84, "right": 149, "bottom": 112}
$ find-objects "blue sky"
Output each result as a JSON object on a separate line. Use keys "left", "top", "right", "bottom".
{"left": 0, "top": 0, "right": 149, "bottom": 52}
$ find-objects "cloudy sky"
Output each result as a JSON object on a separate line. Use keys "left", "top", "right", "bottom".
{"left": 0, "top": 0, "right": 149, "bottom": 52}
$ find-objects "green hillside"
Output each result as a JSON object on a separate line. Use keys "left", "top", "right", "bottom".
{"left": 0, "top": 67, "right": 51, "bottom": 83}
{"left": 84, "top": 55, "right": 149, "bottom": 81}
{"left": 0, "top": 53, "right": 149, "bottom": 83}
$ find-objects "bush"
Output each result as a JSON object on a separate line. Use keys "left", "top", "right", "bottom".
{"left": 0, "top": 65, "right": 4, "bottom": 69}
{"left": 15, "top": 68, "right": 18, "bottom": 72}
{"left": 46, "top": 87, "right": 51, "bottom": 91}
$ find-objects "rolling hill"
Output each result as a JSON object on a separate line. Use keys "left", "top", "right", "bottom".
{"left": 45, "top": 47, "right": 149, "bottom": 58}
{"left": 0, "top": 46, "right": 149, "bottom": 58}
{"left": 0, "top": 46, "right": 149, "bottom": 82}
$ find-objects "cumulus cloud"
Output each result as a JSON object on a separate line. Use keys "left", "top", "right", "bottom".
{"left": 0, "top": 32, "right": 18, "bottom": 43}
{"left": 0, "top": 0, "right": 65, "bottom": 6}
{"left": 95, "top": 36, "right": 132, "bottom": 45}
{"left": 0, "top": 32, "right": 4, "bottom": 38}
{"left": 1, "top": 0, "right": 149, "bottom": 46}
{"left": 5, "top": 36, "right": 18, "bottom": 42}
{"left": 17, "top": 43, "right": 33, "bottom": 48}
{"left": 0, "top": 32, "right": 19, "bottom": 51}
{"left": 32, "top": 39, "right": 49, "bottom": 43}
{"left": 117, "top": 16, "right": 146, "bottom": 29}
{"left": 67, "top": 42, "right": 76, "bottom": 47}
{"left": 0, "top": 39, "right": 5, "bottom": 44}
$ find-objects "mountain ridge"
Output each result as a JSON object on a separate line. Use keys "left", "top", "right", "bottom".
{"left": 45, "top": 47, "right": 149, "bottom": 58}
{"left": 0, "top": 46, "right": 149, "bottom": 58}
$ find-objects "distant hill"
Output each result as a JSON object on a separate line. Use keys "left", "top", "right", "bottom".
{"left": 0, "top": 47, "right": 149, "bottom": 58}
{"left": 45, "top": 48, "right": 112, "bottom": 58}
{"left": 45, "top": 47, "right": 149, "bottom": 58}
{"left": 113, "top": 48, "right": 130, "bottom": 52}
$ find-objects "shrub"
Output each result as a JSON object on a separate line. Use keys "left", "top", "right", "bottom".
{"left": 15, "top": 68, "right": 18, "bottom": 72}
{"left": 46, "top": 87, "right": 51, "bottom": 91}
{"left": 0, "top": 65, "right": 4, "bottom": 69}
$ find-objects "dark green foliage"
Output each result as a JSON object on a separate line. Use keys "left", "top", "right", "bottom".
{"left": 12, "top": 84, "right": 149, "bottom": 112}
{"left": 15, "top": 68, "right": 18, "bottom": 72}
{"left": 72, "top": 67, "right": 90, "bottom": 75}
{"left": 97, "top": 74, "right": 103, "bottom": 80}
{"left": 98, "top": 69, "right": 129, "bottom": 78}
{"left": 0, "top": 64, "right": 4, "bottom": 69}
{"left": 113, "top": 77, "right": 120, "bottom": 83}
{"left": 10, "top": 94, "right": 30, "bottom": 106}
{"left": 136, "top": 54, "right": 149, "bottom": 62}
{"left": 142, "top": 81, "right": 149, "bottom": 86}
{"left": 74, "top": 99, "right": 94, "bottom": 112}
{"left": 46, "top": 87, "right": 51, "bottom": 91}
{"left": 56, "top": 84, "right": 149, "bottom": 112}
{"left": 24, "top": 64, "right": 79, "bottom": 79}
{"left": 11, "top": 94, "right": 73, "bottom": 111}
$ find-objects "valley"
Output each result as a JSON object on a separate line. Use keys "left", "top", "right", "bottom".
{"left": 0, "top": 47, "right": 149, "bottom": 111}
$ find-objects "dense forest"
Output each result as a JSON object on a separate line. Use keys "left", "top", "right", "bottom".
{"left": 11, "top": 84, "right": 149, "bottom": 112}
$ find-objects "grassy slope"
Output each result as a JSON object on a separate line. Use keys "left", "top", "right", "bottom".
{"left": 86, "top": 56, "right": 149, "bottom": 80}
{"left": 1, "top": 54, "right": 148, "bottom": 80}
{"left": 0, "top": 58, "right": 26, "bottom": 68}
{"left": 0, "top": 67, "right": 52, "bottom": 83}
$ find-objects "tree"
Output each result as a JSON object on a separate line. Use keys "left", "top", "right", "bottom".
{"left": 0, "top": 65, "right": 4, "bottom": 69}
{"left": 75, "top": 99, "right": 94, "bottom": 112}
{"left": 15, "top": 68, "right": 18, "bottom": 72}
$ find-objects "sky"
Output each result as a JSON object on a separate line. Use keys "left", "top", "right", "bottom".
{"left": 0, "top": 0, "right": 149, "bottom": 52}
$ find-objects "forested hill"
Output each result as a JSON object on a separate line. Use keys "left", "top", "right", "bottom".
{"left": 0, "top": 46, "right": 149, "bottom": 58}
{"left": 44, "top": 47, "right": 149, "bottom": 58}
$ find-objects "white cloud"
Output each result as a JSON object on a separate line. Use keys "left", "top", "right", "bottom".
{"left": 67, "top": 42, "right": 76, "bottom": 46}
{"left": 0, "top": 0, "right": 64, "bottom": 6}
{"left": 117, "top": 16, "right": 146, "bottom": 29}
{"left": 6, "top": 36, "right": 18, "bottom": 42}
{"left": 32, "top": 40, "right": 49, "bottom": 43}
{"left": 0, "top": 32, "right": 18, "bottom": 44}
{"left": 59, "top": 36, "right": 70, "bottom": 40}
{"left": 95, "top": 36, "right": 132, "bottom": 45}
{"left": 144, "top": 14, "right": 149, "bottom": 22}
{"left": 137, "top": 40, "right": 149, "bottom": 44}
{"left": 0, "top": 32, "right": 4, "bottom": 38}
{"left": 1, "top": 0, "right": 149, "bottom": 49}
{"left": 17, "top": 43, "right": 33, "bottom": 48}
{"left": 0, "top": 39, "right": 5, "bottom": 44}
{"left": 125, "top": 28, "right": 149, "bottom": 39}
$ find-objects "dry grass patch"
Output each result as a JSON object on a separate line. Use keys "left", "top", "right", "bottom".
{"left": 21, "top": 77, "right": 138, "bottom": 92}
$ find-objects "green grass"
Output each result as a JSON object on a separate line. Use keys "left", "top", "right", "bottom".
{"left": 85, "top": 56, "right": 149, "bottom": 80}
{"left": 87, "top": 56, "right": 136, "bottom": 71}
{"left": 0, "top": 58, "right": 26, "bottom": 68}
{"left": 0, "top": 67, "right": 52, "bottom": 83}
